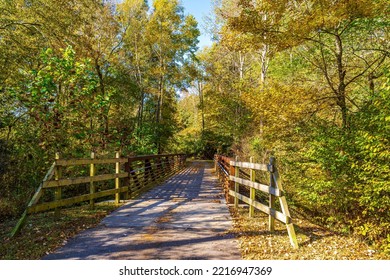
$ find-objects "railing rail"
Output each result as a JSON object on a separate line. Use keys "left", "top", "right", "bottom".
{"left": 214, "top": 154, "right": 299, "bottom": 249}
{"left": 11, "top": 153, "right": 186, "bottom": 237}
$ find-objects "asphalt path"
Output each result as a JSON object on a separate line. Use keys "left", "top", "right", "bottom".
{"left": 43, "top": 161, "right": 241, "bottom": 260}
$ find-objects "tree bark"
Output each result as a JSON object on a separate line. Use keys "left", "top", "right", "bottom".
{"left": 335, "top": 34, "right": 348, "bottom": 129}
{"left": 95, "top": 61, "right": 109, "bottom": 149}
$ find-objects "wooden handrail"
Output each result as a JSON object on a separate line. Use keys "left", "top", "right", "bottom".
{"left": 214, "top": 154, "right": 299, "bottom": 249}
{"left": 11, "top": 153, "right": 187, "bottom": 237}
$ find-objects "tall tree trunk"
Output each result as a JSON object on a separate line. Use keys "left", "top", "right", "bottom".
{"left": 260, "top": 44, "right": 269, "bottom": 84}
{"left": 137, "top": 90, "right": 145, "bottom": 132}
{"left": 134, "top": 33, "right": 145, "bottom": 135}
{"left": 198, "top": 80, "right": 205, "bottom": 133}
{"left": 96, "top": 62, "right": 109, "bottom": 149}
{"left": 335, "top": 34, "right": 348, "bottom": 129}
{"left": 260, "top": 13, "right": 269, "bottom": 85}
{"left": 156, "top": 74, "right": 164, "bottom": 125}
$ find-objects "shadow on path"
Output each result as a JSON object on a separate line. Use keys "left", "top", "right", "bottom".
{"left": 44, "top": 161, "right": 241, "bottom": 260}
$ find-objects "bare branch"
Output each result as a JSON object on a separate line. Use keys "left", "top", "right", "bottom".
{"left": 0, "top": 21, "right": 41, "bottom": 30}
{"left": 302, "top": 35, "right": 337, "bottom": 55}
{"left": 345, "top": 55, "right": 387, "bottom": 87}
{"left": 318, "top": 36, "right": 338, "bottom": 96}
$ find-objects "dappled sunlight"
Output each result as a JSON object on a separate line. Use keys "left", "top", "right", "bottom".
{"left": 43, "top": 161, "right": 240, "bottom": 260}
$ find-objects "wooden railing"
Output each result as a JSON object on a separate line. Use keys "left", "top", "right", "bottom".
{"left": 214, "top": 154, "right": 298, "bottom": 248}
{"left": 11, "top": 153, "right": 186, "bottom": 237}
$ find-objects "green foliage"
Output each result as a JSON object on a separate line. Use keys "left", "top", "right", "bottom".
{"left": 172, "top": 129, "right": 233, "bottom": 159}
{"left": 349, "top": 72, "right": 390, "bottom": 249}
{"left": 278, "top": 73, "right": 390, "bottom": 250}
{"left": 0, "top": 1, "right": 201, "bottom": 222}
{"left": 15, "top": 46, "right": 100, "bottom": 154}
{"left": 0, "top": 46, "right": 102, "bottom": 220}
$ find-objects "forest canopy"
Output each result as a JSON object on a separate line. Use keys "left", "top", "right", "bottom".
{"left": 0, "top": 0, "right": 199, "bottom": 218}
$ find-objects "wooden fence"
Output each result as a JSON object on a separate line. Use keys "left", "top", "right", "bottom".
{"left": 214, "top": 154, "right": 299, "bottom": 248}
{"left": 11, "top": 153, "right": 186, "bottom": 237}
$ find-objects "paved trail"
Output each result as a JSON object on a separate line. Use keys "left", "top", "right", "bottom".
{"left": 44, "top": 161, "right": 241, "bottom": 260}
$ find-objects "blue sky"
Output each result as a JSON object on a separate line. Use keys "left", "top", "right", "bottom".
{"left": 180, "top": 0, "right": 214, "bottom": 49}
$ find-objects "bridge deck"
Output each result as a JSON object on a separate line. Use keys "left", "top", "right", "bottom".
{"left": 44, "top": 161, "right": 241, "bottom": 260}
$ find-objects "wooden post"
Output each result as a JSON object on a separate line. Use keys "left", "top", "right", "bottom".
{"left": 128, "top": 158, "right": 138, "bottom": 198}
{"left": 160, "top": 157, "right": 164, "bottom": 178}
{"left": 164, "top": 156, "right": 169, "bottom": 175}
{"left": 269, "top": 157, "right": 276, "bottom": 232}
{"left": 228, "top": 159, "right": 235, "bottom": 204}
{"left": 179, "top": 155, "right": 183, "bottom": 168}
{"left": 215, "top": 156, "right": 219, "bottom": 178}
{"left": 144, "top": 158, "right": 151, "bottom": 187}
{"left": 90, "top": 152, "right": 95, "bottom": 209}
{"left": 54, "top": 153, "right": 62, "bottom": 217}
{"left": 10, "top": 162, "right": 56, "bottom": 237}
{"left": 142, "top": 159, "right": 147, "bottom": 187}
{"left": 169, "top": 155, "right": 173, "bottom": 171}
{"left": 115, "top": 152, "right": 120, "bottom": 205}
{"left": 234, "top": 156, "right": 239, "bottom": 208}
{"left": 249, "top": 156, "right": 255, "bottom": 218}
{"left": 169, "top": 155, "right": 173, "bottom": 172}
{"left": 272, "top": 160, "right": 299, "bottom": 249}
{"left": 131, "top": 160, "right": 140, "bottom": 190}
{"left": 155, "top": 157, "right": 161, "bottom": 182}
{"left": 124, "top": 158, "right": 131, "bottom": 200}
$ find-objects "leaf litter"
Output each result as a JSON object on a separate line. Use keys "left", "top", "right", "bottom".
{"left": 229, "top": 207, "right": 389, "bottom": 260}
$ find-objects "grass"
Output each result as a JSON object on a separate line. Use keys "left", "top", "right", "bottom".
{"left": 0, "top": 203, "right": 121, "bottom": 260}
{"left": 229, "top": 205, "right": 389, "bottom": 260}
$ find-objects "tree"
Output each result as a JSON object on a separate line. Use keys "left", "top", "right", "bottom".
{"left": 226, "top": 0, "right": 389, "bottom": 129}
{"left": 198, "top": 0, "right": 390, "bottom": 250}
{"left": 117, "top": 0, "right": 150, "bottom": 135}
{"left": 145, "top": 0, "right": 199, "bottom": 152}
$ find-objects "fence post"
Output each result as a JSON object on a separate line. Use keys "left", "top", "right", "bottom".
{"left": 155, "top": 157, "right": 161, "bottom": 182}
{"left": 215, "top": 156, "right": 219, "bottom": 179}
{"left": 164, "top": 156, "right": 169, "bottom": 175}
{"left": 249, "top": 156, "right": 255, "bottom": 218}
{"left": 166, "top": 156, "right": 171, "bottom": 174}
{"left": 144, "top": 158, "right": 151, "bottom": 186}
{"left": 228, "top": 158, "right": 234, "bottom": 204}
{"left": 124, "top": 159, "right": 130, "bottom": 200}
{"left": 169, "top": 155, "right": 174, "bottom": 171}
{"left": 54, "top": 152, "right": 62, "bottom": 217}
{"left": 127, "top": 158, "right": 137, "bottom": 198}
{"left": 272, "top": 158, "right": 299, "bottom": 249}
{"left": 115, "top": 152, "right": 120, "bottom": 205}
{"left": 124, "top": 157, "right": 131, "bottom": 200}
{"left": 268, "top": 156, "right": 276, "bottom": 232}
{"left": 90, "top": 152, "right": 95, "bottom": 209}
{"left": 234, "top": 156, "right": 239, "bottom": 208}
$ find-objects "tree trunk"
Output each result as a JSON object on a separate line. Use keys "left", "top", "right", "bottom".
{"left": 95, "top": 62, "right": 109, "bottom": 149}
{"left": 335, "top": 34, "right": 348, "bottom": 129}
{"left": 260, "top": 13, "right": 269, "bottom": 85}
{"left": 260, "top": 44, "right": 269, "bottom": 84}
{"left": 198, "top": 81, "right": 205, "bottom": 133}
